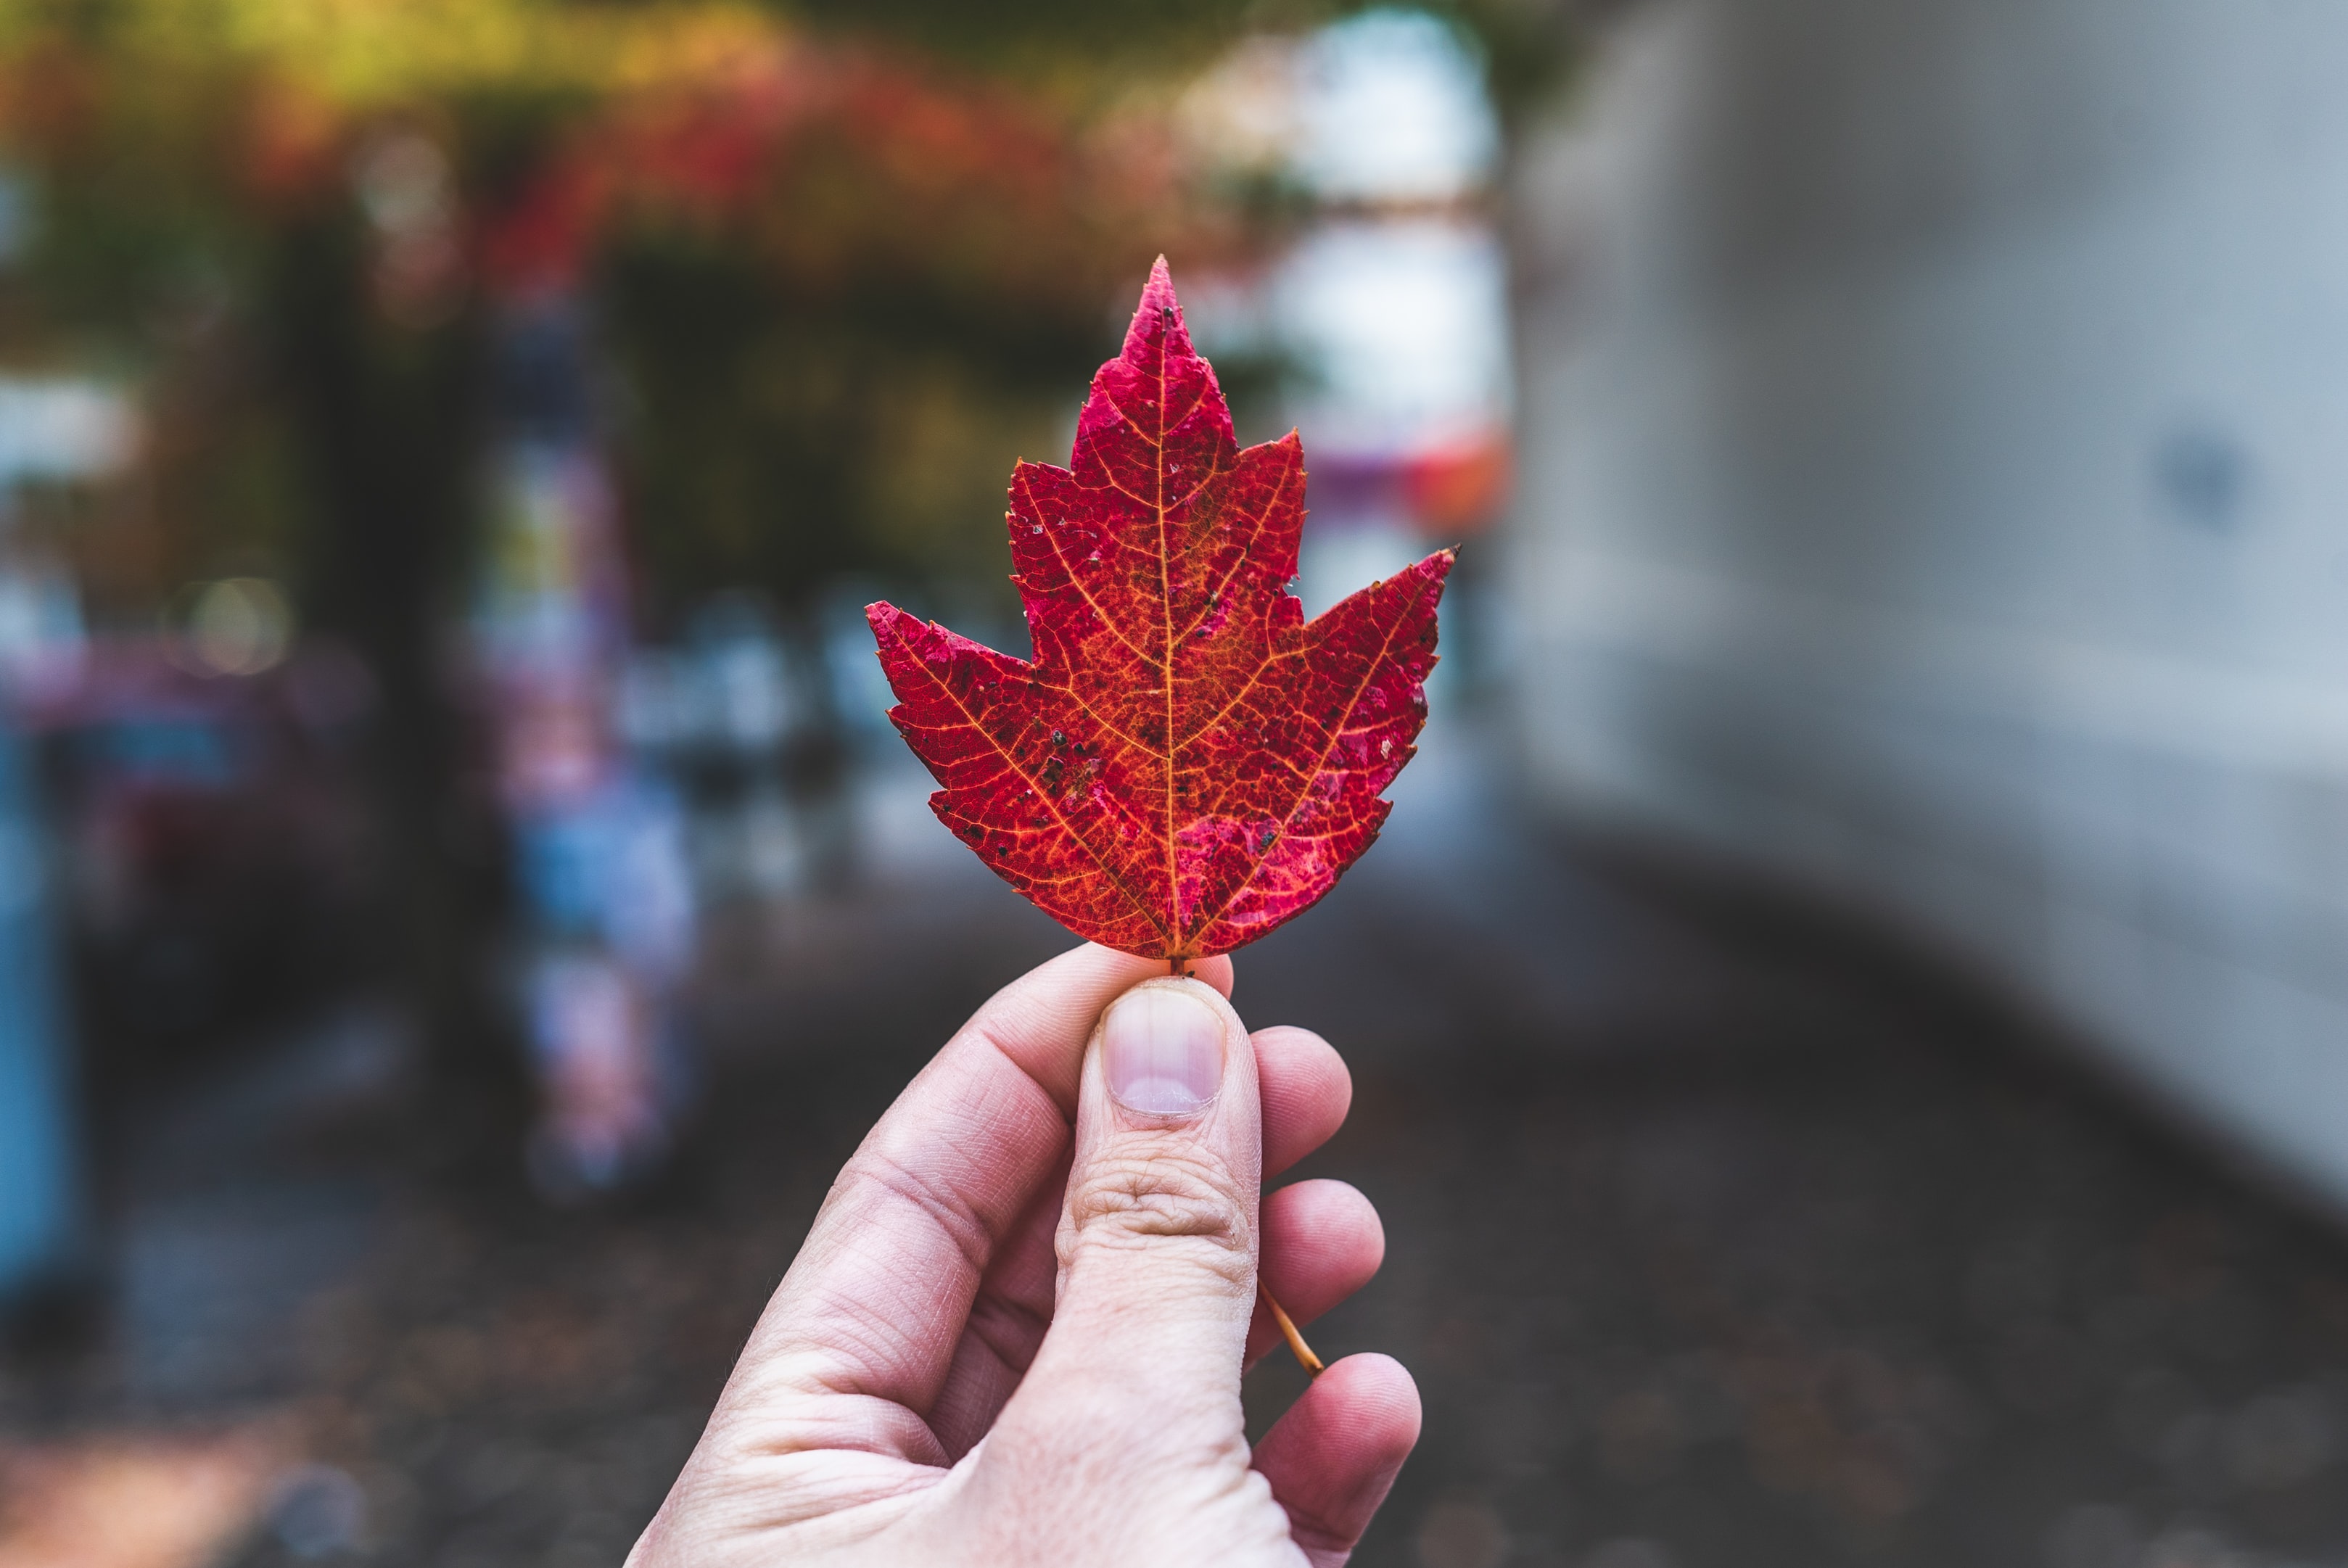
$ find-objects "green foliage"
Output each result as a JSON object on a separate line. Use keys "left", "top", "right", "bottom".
{"left": 0, "top": 0, "right": 1583, "bottom": 630}
{"left": 600, "top": 232, "right": 1100, "bottom": 621}
{"left": 777, "top": 0, "right": 1579, "bottom": 126}
{"left": 781, "top": 0, "right": 1260, "bottom": 83}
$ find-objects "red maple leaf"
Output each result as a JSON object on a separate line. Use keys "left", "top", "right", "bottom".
{"left": 868, "top": 258, "right": 1452, "bottom": 962}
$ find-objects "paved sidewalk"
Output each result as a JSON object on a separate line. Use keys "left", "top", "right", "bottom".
{"left": 7, "top": 725, "right": 2348, "bottom": 1568}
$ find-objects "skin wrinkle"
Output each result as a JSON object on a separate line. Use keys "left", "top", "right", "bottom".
{"left": 1062, "top": 1157, "right": 1255, "bottom": 1283}
{"left": 945, "top": 1290, "right": 1057, "bottom": 1391}
{"left": 835, "top": 1147, "right": 1008, "bottom": 1282}
{"left": 811, "top": 1083, "right": 1060, "bottom": 1374}
{"left": 732, "top": 1376, "right": 947, "bottom": 1469}
{"left": 933, "top": 1234, "right": 1057, "bottom": 1410}
{"left": 994, "top": 1382, "right": 1253, "bottom": 1479}
{"left": 956, "top": 1419, "right": 1274, "bottom": 1567}
{"left": 952, "top": 1286, "right": 1050, "bottom": 1388}
{"left": 923, "top": 1197, "right": 1061, "bottom": 1433}
{"left": 875, "top": 1049, "right": 1064, "bottom": 1189}
{"left": 627, "top": 945, "right": 1415, "bottom": 1568}
{"left": 962, "top": 1020, "right": 1087, "bottom": 1118}
{"left": 840, "top": 1051, "right": 1070, "bottom": 1456}
{"left": 759, "top": 1287, "right": 955, "bottom": 1417}
{"left": 825, "top": 1216, "right": 978, "bottom": 1369}
{"left": 1250, "top": 1369, "right": 1420, "bottom": 1563}
{"left": 696, "top": 1456, "right": 939, "bottom": 1540}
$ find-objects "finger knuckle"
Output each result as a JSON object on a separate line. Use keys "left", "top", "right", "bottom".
{"left": 1063, "top": 1140, "right": 1252, "bottom": 1272}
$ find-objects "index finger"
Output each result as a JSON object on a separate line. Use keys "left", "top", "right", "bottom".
{"left": 707, "top": 942, "right": 1234, "bottom": 1462}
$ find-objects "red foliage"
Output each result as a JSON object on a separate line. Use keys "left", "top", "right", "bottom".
{"left": 870, "top": 260, "right": 1452, "bottom": 962}
{"left": 0, "top": 25, "right": 1228, "bottom": 325}
{"left": 477, "top": 47, "right": 1198, "bottom": 309}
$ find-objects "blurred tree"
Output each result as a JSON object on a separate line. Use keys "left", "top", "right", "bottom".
{"left": 0, "top": 0, "right": 1253, "bottom": 1121}
{"left": 780, "top": 0, "right": 1581, "bottom": 127}
{"left": 0, "top": 0, "right": 1581, "bottom": 1132}
{"left": 0, "top": 0, "right": 1278, "bottom": 613}
{"left": 0, "top": 0, "right": 1582, "bottom": 615}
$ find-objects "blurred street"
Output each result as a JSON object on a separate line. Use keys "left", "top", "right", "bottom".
{"left": 9, "top": 5, "right": 2348, "bottom": 1566}
{"left": 8, "top": 716, "right": 2348, "bottom": 1568}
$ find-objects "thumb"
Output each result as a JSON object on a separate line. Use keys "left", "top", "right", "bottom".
{"left": 1000, "top": 975, "right": 1263, "bottom": 1456}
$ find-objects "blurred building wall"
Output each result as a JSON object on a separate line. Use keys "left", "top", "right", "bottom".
{"left": 1509, "top": 1, "right": 2348, "bottom": 1202}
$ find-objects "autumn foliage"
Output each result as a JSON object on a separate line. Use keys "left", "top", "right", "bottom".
{"left": 871, "top": 261, "right": 1451, "bottom": 962}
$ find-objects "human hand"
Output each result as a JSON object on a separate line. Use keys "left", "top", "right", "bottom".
{"left": 629, "top": 944, "right": 1420, "bottom": 1567}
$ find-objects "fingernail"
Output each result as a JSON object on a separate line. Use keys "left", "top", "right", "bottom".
{"left": 1102, "top": 986, "right": 1225, "bottom": 1118}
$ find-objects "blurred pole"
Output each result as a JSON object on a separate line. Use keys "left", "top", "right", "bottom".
{"left": 0, "top": 715, "right": 78, "bottom": 1309}
{"left": 275, "top": 145, "right": 518, "bottom": 1144}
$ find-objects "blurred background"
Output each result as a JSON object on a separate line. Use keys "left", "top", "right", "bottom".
{"left": 7, "top": 1, "right": 2348, "bottom": 1565}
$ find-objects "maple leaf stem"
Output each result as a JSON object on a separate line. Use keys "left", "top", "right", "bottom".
{"left": 1261, "top": 1286, "right": 1325, "bottom": 1377}
{"left": 1161, "top": 952, "right": 1316, "bottom": 1373}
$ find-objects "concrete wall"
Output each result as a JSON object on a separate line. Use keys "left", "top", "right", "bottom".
{"left": 1509, "top": 0, "right": 2348, "bottom": 1202}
